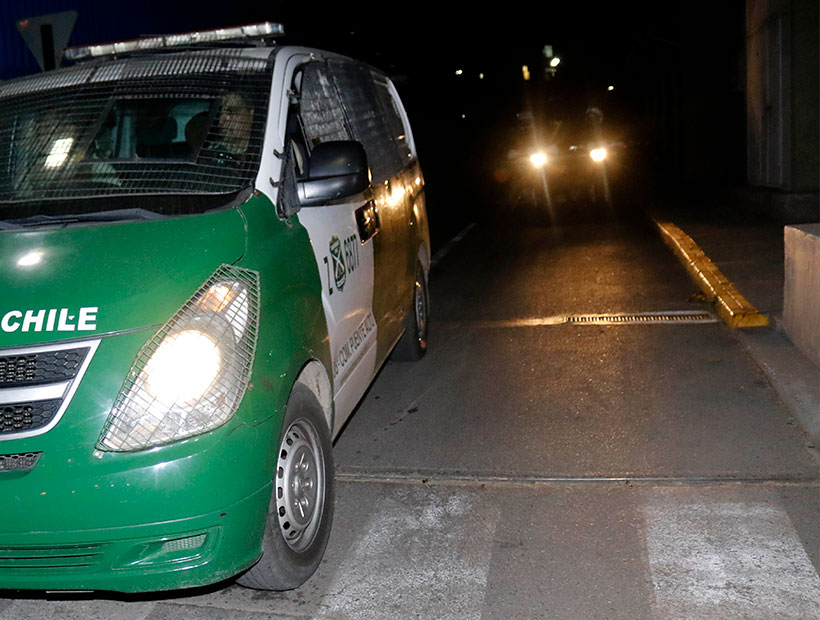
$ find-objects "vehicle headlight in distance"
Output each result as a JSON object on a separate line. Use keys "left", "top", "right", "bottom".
{"left": 590, "top": 147, "right": 607, "bottom": 163}
{"left": 98, "top": 265, "right": 260, "bottom": 452}
{"left": 530, "top": 152, "right": 548, "bottom": 168}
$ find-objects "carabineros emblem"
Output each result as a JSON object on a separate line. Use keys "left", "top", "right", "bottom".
{"left": 329, "top": 235, "right": 346, "bottom": 292}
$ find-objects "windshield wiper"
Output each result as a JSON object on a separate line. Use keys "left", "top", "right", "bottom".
{"left": 0, "top": 208, "right": 165, "bottom": 230}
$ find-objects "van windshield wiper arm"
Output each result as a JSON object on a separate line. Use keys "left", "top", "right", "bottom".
{"left": 0, "top": 208, "right": 165, "bottom": 229}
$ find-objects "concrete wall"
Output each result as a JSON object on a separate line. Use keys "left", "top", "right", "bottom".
{"left": 783, "top": 224, "right": 820, "bottom": 368}
{"left": 789, "top": 0, "right": 820, "bottom": 194}
{"left": 745, "top": 0, "right": 819, "bottom": 222}
{"left": 747, "top": 0, "right": 789, "bottom": 189}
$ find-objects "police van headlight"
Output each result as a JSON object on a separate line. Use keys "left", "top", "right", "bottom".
{"left": 144, "top": 325, "right": 223, "bottom": 406}
{"left": 98, "top": 265, "right": 260, "bottom": 452}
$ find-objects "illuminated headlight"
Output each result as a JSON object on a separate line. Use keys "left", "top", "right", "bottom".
{"left": 590, "top": 147, "right": 607, "bottom": 163}
{"left": 98, "top": 265, "right": 260, "bottom": 452}
{"left": 144, "top": 327, "right": 223, "bottom": 406}
{"left": 530, "top": 152, "right": 548, "bottom": 168}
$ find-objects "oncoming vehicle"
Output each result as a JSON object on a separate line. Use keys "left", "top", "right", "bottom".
{"left": 0, "top": 23, "right": 429, "bottom": 593}
{"left": 504, "top": 106, "right": 625, "bottom": 209}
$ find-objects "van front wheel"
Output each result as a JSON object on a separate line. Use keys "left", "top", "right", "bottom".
{"left": 237, "top": 385, "right": 334, "bottom": 590}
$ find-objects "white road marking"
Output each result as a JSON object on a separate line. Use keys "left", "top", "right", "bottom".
{"left": 315, "top": 488, "right": 497, "bottom": 620}
{"left": 431, "top": 222, "right": 477, "bottom": 267}
{"left": 645, "top": 488, "right": 820, "bottom": 620}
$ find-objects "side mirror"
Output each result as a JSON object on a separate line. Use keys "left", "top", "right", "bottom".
{"left": 297, "top": 141, "right": 370, "bottom": 206}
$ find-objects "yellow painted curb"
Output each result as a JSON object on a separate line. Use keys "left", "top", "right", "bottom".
{"left": 654, "top": 220, "right": 769, "bottom": 329}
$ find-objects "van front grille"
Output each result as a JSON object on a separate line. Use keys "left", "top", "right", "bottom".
{"left": 0, "top": 348, "right": 88, "bottom": 388}
{"left": 1, "top": 400, "right": 62, "bottom": 435}
{"left": 0, "top": 340, "right": 99, "bottom": 440}
{"left": 0, "top": 543, "right": 108, "bottom": 570}
{"left": 0, "top": 451, "right": 42, "bottom": 471}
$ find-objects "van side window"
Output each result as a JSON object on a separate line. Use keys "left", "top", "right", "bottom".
{"left": 300, "top": 62, "right": 351, "bottom": 146}
{"left": 277, "top": 62, "right": 351, "bottom": 217}
{"left": 372, "top": 77, "right": 413, "bottom": 165}
{"left": 277, "top": 59, "right": 415, "bottom": 217}
{"left": 327, "top": 60, "right": 405, "bottom": 183}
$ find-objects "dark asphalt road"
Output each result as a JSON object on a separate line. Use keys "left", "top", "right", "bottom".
{"left": 4, "top": 200, "right": 818, "bottom": 618}
{"left": 335, "top": 206, "right": 817, "bottom": 481}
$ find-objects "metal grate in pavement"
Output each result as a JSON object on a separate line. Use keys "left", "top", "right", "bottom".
{"left": 566, "top": 311, "right": 716, "bottom": 325}
{"left": 439, "top": 310, "right": 718, "bottom": 330}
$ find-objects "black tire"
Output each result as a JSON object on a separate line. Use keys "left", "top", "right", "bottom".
{"left": 237, "top": 384, "right": 334, "bottom": 590}
{"left": 391, "top": 261, "right": 429, "bottom": 361}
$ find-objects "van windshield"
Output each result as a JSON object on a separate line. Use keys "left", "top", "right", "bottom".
{"left": 0, "top": 49, "right": 272, "bottom": 222}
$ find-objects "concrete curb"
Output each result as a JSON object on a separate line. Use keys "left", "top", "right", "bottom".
{"left": 735, "top": 326, "right": 820, "bottom": 442}
{"left": 653, "top": 219, "right": 769, "bottom": 328}
{"left": 652, "top": 217, "right": 819, "bottom": 442}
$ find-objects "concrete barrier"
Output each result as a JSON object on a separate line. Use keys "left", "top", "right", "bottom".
{"left": 783, "top": 224, "right": 820, "bottom": 368}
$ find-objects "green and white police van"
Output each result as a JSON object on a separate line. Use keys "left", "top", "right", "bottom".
{"left": 0, "top": 23, "right": 430, "bottom": 593}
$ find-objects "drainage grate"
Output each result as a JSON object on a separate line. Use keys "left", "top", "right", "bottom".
{"left": 440, "top": 311, "right": 718, "bottom": 330}
{"left": 566, "top": 311, "right": 716, "bottom": 325}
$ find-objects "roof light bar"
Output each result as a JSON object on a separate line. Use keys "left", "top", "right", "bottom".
{"left": 64, "top": 22, "right": 284, "bottom": 61}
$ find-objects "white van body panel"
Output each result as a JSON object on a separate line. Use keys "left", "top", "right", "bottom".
{"left": 297, "top": 202, "right": 378, "bottom": 435}
{"left": 260, "top": 48, "right": 379, "bottom": 431}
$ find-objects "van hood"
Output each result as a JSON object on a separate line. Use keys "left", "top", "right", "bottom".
{"left": 0, "top": 209, "right": 246, "bottom": 348}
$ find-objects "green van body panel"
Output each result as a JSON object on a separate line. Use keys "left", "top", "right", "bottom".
{"left": 0, "top": 208, "right": 247, "bottom": 348}
{"left": 235, "top": 194, "right": 335, "bottom": 426}
{"left": 0, "top": 193, "right": 333, "bottom": 592}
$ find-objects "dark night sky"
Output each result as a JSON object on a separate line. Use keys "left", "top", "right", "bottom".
{"left": 2, "top": 2, "right": 744, "bottom": 84}
{"left": 1, "top": 1, "right": 748, "bottom": 192}
{"left": 213, "top": 2, "right": 744, "bottom": 92}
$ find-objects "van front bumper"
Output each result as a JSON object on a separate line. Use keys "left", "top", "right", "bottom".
{"left": 0, "top": 381, "right": 280, "bottom": 594}
{"left": 0, "top": 481, "right": 270, "bottom": 593}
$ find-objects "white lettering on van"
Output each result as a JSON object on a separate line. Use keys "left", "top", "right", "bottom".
{"left": 333, "top": 312, "right": 376, "bottom": 379}
{"left": 22, "top": 309, "right": 45, "bottom": 332}
{"left": 58, "top": 308, "right": 76, "bottom": 332}
{"left": 1, "top": 307, "right": 98, "bottom": 333}
{"left": 46, "top": 308, "right": 57, "bottom": 331}
{"left": 1, "top": 310, "right": 22, "bottom": 332}
{"left": 78, "top": 307, "right": 98, "bottom": 331}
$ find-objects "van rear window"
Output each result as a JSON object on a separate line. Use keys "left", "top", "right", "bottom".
{"left": 0, "top": 50, "right": 272, "bottom": 215}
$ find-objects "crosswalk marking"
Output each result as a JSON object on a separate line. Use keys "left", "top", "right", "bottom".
{"left": 1, "top": 484, "right": 816, "bottom": 618}
{"left": 315, "top": 488, "right": 497, "bottom": 620}
{"left": 645, "top": 488, "right": 820, "bottom": 619}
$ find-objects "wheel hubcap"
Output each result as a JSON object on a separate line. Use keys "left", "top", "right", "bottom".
{"left": 414, "top": 276, "right": 427, "bottom": 339}
{"left": 276, "top": 418, "right": 325, "bottom": 552}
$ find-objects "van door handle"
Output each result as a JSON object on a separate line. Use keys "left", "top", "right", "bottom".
{"left": 355, "top": 200, "right": 380, "bottom": 243}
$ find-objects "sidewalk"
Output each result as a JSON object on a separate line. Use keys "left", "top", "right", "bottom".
{"left": 650, "top": 196, "right": 820, "bottom": 441}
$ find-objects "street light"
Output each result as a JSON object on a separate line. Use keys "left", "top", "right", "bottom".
{"left": 549, "top": 57, "right": 561, "bottom": 68}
